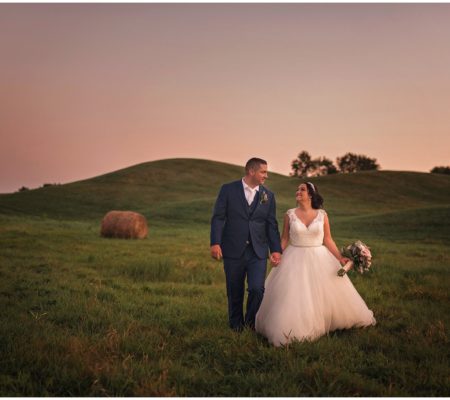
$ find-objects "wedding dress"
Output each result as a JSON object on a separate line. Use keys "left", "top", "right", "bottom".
{"left": 255, "top": 209, "right": 376, "bottom": 347}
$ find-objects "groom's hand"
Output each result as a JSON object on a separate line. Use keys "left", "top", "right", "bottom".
{"left": 210, "top": 244, "right": 223, "bottom": 261}
{"left": 270, "top": 252, "right": 281, "bottom": 267}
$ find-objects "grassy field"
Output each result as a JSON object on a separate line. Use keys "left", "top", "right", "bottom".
{"left": 0, "top": 158, "right": 449, "bottom": 396}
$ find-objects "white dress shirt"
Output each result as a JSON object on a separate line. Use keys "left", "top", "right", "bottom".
{"left": 242, "top": 178, "right": 259, "bottom": 205}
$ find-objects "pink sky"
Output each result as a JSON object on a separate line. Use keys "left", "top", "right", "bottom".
{"left": 1, "top": 4, "right": 449, "bottom": 193}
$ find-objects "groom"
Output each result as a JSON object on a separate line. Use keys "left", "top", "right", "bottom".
{"left": 210, "top": 158, "right": 282, "bottom": 331}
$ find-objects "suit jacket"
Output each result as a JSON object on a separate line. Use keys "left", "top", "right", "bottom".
{"left": 210, "top": 180, "right": 282, "bottom": 259}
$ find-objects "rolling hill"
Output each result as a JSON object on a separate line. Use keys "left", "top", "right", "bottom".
{"left": 0, "top": 158, "right": 449, "bottom": 229}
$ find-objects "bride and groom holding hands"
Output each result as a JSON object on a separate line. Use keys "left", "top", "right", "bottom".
{"left": 210, "top": 158, "right": 375, "bottom": 347}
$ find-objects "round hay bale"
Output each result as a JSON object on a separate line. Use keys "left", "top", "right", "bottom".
{"left": 100, "top": 210, "right": 148, "bottom": 239}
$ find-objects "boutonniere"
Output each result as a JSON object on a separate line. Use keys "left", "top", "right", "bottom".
{"left": 260, "top": 190, "right": 269, "bottom": 204}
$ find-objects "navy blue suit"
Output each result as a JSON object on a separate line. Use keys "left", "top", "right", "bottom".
{"left": 210, "top": 180, "right": 282, "bottom": 330}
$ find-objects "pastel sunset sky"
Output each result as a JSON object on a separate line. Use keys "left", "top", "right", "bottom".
{"left": 1, "top": 3, "right": 449, "bottom": 193}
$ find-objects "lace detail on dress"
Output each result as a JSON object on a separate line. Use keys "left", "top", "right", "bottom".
{"left": 288, "top": 208, "right": 327, "bottom": 247}
{"left": 286, "top": 208, "right": 297, "bottom": 224}
{"left": 318, "top": 209, "right": 327, "bottom": 221}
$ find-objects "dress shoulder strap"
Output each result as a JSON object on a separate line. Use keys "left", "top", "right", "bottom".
{"left": 286, "top": 208, "right": 297, "bottom": 222}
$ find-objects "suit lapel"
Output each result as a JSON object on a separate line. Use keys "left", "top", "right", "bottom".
{"left": 251, "top": 189, "right": 260, "bottom": 210}
{"left": 252, "top": 185, "right": 263, "bottom": 215}
{"left": 236, "top": 180, "right": 250, "bottom": 216}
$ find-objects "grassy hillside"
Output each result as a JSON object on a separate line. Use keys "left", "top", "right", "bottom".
{"left": 0, "top": 158, "right": 449, "bottom": 224}
{"left": 0, "top": 159, "right": 245, "bottom": 222}
{"left": 0, "top": 158, "right": 449, "bottom": 396}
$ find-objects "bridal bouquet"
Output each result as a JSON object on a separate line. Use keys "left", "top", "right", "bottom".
{"left": 337, "top": 240, "right": 372, "bottom": 277}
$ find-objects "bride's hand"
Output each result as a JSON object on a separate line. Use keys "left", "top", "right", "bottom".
{"left": 339, "top": 257, "right": 350, "bottom": 266}
{"left": 270, "top": 252, "right": 281, "bottom": 267}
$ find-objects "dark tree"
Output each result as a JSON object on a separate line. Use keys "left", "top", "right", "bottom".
{"left": 310, "top": 157, "right": 338, "bottom": 176}
{"left": 356, "top": 155, "right": 380, "bottom": 171}
{"left": 336, "top": 153, "right": 359, "bottom": 173}
{"left": 430, "top": 166, "right": 450, "bottom": 175}
{"left": 291, "top": 151, "right": 314, "bottom": 177}
{"left": 18, "top": 186, "right": 29, "bottom": 192}
{"left": 337, "top": 153, "right": 379, "bottom": 173}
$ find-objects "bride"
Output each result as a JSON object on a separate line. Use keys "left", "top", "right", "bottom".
{"left": 255, "top": 182, "right": 376, "bottom": 347}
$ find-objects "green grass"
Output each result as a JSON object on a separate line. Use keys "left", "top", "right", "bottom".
{"left": 0, "top": 158, "right": 449, "bottom": 396}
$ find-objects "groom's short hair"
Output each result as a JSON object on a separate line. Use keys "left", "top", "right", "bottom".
{"left": 245, "top": 158, "right": 267, "bottom": 173}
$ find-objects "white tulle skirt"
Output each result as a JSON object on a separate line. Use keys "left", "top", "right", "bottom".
{"left": 255, "top": 244, "right": 376, "bottom": 347}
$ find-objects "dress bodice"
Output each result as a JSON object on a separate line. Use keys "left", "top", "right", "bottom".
{"left": 287, "top": 208, "right": 326, "bottom": 247}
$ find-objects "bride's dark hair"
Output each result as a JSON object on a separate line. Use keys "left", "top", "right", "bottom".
{"left": 304, "top": 182, "right": 324, "bottom": 209}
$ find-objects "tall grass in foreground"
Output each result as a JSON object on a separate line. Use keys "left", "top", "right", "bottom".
{"left": 0, "top": 212, "right": 449, "bottom": 396}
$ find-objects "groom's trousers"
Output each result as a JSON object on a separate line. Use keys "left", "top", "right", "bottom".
{"left": 223, "top": 244, "right": 267, "bottom": 331}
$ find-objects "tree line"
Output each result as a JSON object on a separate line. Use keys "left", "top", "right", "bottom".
{"left": 291, "top": 151, "right": 450, "bottom": 177}
{"left": 291, "top": 151, "right": 380, "bottom": 177}
{"left": 430, "top": 166, "right": 450, "bottom": 175}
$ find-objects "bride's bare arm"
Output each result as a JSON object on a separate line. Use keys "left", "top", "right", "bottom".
{"left": 323, "top": 213, "right": 347, "bottom": 265}
{"left": 281, "top": 213, "right": 290, "bottom": 251}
